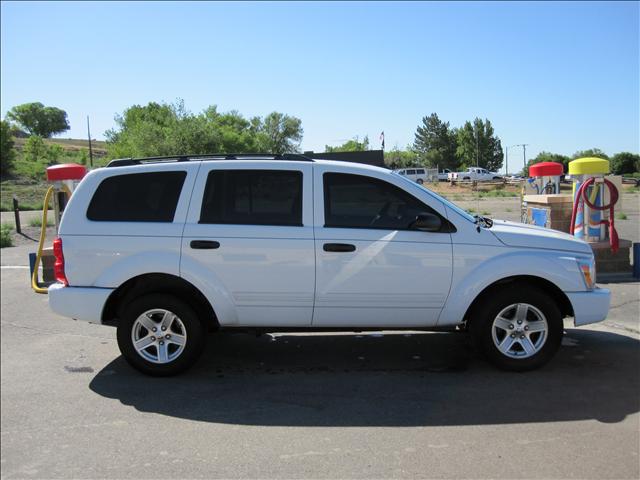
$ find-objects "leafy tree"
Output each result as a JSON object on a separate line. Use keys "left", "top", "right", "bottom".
{"left": 571, "top": 148, "right": 609, "bottom": 160}
{"left": 523, "top": 151, "right": 571, "bottom": 176}
{"left": 23, "top": 135, "right": 47, "bottom": 163}
{"left": 325, "top": 136, "right": 370, "bottom": 152}
{"left": 456, "top": 118, "right": 503, "bottom": 172}
{"left": 0, "top": 120, "right": 16, "bottom": 176}
{"left": 259, "top": 112, "right": 303, "bottom": 153}
{"left": 384, "top": 147, "right": 418, "bottom": 169}
{"left": 610, "top": 152, "right": 640, "bottom": 175}
{"left": 105, "top": 100, "right": 303, "bottom": 158}
{"left": 6, "top": 102, "right": 70, "bottom": 137}
{"left": 413, "top": 113, "right": 458, "bottom": 170}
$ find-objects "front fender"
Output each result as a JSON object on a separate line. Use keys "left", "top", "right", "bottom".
{"left": 437, "top": 246, "right": 586, "bottom": 326}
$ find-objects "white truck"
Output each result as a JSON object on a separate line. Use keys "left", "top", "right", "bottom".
{"left": 448, "top": 167, "right": 503, "bottom": 182}
{"left": 48, "top": 153, "right": 609, "bottom": 376}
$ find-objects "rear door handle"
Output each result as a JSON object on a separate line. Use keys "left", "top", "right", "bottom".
{"left": 190, "top": 240, "right": 220, "bottom": 249}
{"left": 323, "top": 243, "right": 356, "bottom": 252}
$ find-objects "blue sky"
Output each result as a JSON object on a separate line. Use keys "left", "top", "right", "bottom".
{"left": 1, "top": 1, "right": 638, "bottom": 171}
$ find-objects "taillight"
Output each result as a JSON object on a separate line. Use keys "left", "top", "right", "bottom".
{"left": 53, "top": 237, "right": 68, "bottom": 286}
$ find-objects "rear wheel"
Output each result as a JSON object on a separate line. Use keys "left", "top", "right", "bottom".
{"left": 469, "top": 286, "right": 563, "bottom": 371}
{"left": 416, "top": 178, "right": 424, "bottom": 185}
{"left": 117, "top": 294, "right": 206, "bottom": 376}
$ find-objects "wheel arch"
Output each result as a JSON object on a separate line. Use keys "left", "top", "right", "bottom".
{"left": 102, "top": 273, "right": 218, "bottom": 330}
{"left": 462, "top": 275, "right": 574, "bottom": 327}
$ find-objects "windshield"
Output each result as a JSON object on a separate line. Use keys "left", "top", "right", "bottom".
{"left": 391, "top": 172, "right": 476, "bottom": 223}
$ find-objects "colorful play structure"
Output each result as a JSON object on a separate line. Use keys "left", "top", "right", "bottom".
{"left": 523, "top": 157, "right": 632, "bottom": 275}
{"left": 30, "top": 163, "right": 86, "bottom": 293}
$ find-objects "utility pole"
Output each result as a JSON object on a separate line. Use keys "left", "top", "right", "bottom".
{"left": 475, "top": 124, "right": 479, "bottom": 168}
{"left": 505, "top": 146, "right": 509, "bottom": 176}
{"left": 87, "top": 116, "right": 94, "bottom": 168}
{"left": 522, "top": 144, "right": 528, "bottom": 172}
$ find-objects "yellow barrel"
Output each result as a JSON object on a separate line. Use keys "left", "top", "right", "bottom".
{"left": 568, "top": 157, "right": 610, "bottom": 175}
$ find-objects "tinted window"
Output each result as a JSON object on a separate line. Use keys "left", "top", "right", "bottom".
{"left": 324, "top": 173, "right": 442, "bottom": 230}
{"left": 200, "top": 170, "right": 302, "bottom": 226}
{"left": 406, "top": 169, "right": 416, "bottom": 175}
{"left": 416, "top": 169, "right": 425, "bottom": 174}
{"left": 87, "top": 171, "right": 186, "bottom": 222}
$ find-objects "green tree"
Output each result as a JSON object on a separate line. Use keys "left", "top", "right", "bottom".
{"left": 384, "top": 147, "right": 418, "bottom": 169}
{"left": 413, "top": 113, "right": 458, "bottom": 170}
{"left": 325, "top": 136, "right": 370, "bottom": 152}
{"left": 610, "top": 152, "right": 640, "bottom": 175}
{"left": 571, "top": 148, "right": 609, "bottom": 160}
{"left": 0, "top": 120, "right": 16, "bottom": 176}
{"left": 456, "top": 118, "right": 503, "bottom": 172}
{"left": 523, "top": 151, "right": 571, "bottom": 176}
{"left": 6, "top": 102, "right": 70, "bottom": 137}
{"left": 105, "top": 100, "right": 303, "bottom": 158}
{"left": 23, "top": 135, "right": 47, "bottom": 163}
{"left": 259, "top": 112, "right": 303, "bottom": 153}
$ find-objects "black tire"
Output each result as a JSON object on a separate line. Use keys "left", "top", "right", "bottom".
{"left": 117, "top": 294, "right": 206, "bottom": 376}
{"left": 416, "top": 178, "right": 424, "bottom": 185}
{"left": 469, "top": 286, "right": 563, "bottom": 371}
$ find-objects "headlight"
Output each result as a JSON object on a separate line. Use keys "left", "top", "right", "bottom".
{"left": 577, "top": 257, "right": 596, "bottom": 290}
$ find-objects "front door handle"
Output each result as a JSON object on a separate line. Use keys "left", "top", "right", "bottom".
{"left": 323, "top": 243, "right": 356, "bottom": 252}
{"left": 190, "top": 240, "right": 220, "bottom": 249}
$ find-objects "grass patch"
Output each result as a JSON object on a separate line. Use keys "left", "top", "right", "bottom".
{"left": 505, "top": 208, "right": 513, "bottom": 212}
{"left": 0, "top": 223, "right": 13, "bottom": 248}
{"left": 616, "top": 212, "right": 628, "bottom": 220}
{"left": 467, "top": 208, "right": 476, "bottom": 214}
{"left": 481, "top": 211, "right": 491, "bottom": 216}
{"left": 478, "top": 189, "right": 519, "bottom": 198}
{"left": 29, "top": 216, "right": 54, "bottom": 227}
{"left": 1, "top": 181, "right": 50, "bottom": 211}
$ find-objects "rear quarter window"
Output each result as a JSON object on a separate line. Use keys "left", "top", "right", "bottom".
{"left": 87, "top": 171, "right": 187, "bottom": 222}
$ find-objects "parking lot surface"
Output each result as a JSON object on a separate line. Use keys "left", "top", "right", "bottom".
{"left": 1, "top": 243, "right": 639, "bottom": 479}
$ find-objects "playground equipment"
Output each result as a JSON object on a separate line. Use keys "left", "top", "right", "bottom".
{"left": 568, "top": 157, "right": 618, "bottom": 250}
{"left": 528, "top": 161, "right": 563, "bottom": 194}
{"left": 522, "top": 162, "right": 573, "bottom": 232}
{"left": 31, "top": 163, "right": 86, "bottom": 294}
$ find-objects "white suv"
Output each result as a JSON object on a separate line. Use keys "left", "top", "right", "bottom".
{"left": 48, "top": 154, "right": 610, "bottom": 375}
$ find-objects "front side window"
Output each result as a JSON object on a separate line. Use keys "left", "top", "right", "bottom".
{"left": 87, "top": 171, "right": 187, "bottom": 222}
{"left": 200, "top": 169, "right": 302, "bottom": 226}
{"left": 406, "top": 169, "right": 416, "bottom": 175}
{"left": 323, "top": 172, "right": 443, "bottom": 230}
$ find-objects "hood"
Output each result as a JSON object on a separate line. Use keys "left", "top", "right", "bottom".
{"left": 489, "top": 219, "right": 592, "bottom": 254}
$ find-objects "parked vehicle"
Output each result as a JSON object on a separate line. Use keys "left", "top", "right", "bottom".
{"left": 438, "top": 169, "right": 452, "bottom": 181}
{"left": 448, "top": 167, "right": 503, "bottom": 182}
{"left": 394, "top": 167, "right": 432, "bottom": 184}
{"left": 48, "top": 153, "right": 610, "bottom": 376}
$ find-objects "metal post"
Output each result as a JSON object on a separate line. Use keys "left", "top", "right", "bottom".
{"left": 12, "top": 197, "right": 20, "bottom": 234}
{"left": 87, "top": 116, "right": 94, "bottom": 168}
{"left": 505, "top": 146, "right": 509, "bottom": 176}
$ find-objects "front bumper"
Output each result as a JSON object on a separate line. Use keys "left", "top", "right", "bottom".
{"left": 48, "top": 283, "right": 114, "bottom": 324}
{"left": 566, "top": 287, "right": 611, "bottom": 327}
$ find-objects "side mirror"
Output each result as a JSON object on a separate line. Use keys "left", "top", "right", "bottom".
{"left": 410, "top": 212, "right": 442, "bottom": 232}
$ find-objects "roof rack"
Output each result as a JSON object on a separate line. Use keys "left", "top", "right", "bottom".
{"left": 106, "top": 153, "right": 313, "bottom": 168}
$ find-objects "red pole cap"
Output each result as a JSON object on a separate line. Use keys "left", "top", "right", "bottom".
{"left": 46, "top": 163, "right": 87, "bottom": 182}
{"left": 529, "top": 162, "right": 563, "bottom": 177}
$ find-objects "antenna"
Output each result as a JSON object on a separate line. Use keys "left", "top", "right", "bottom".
{"left": 87, "top": 116, "right": 94, "bottom": 168}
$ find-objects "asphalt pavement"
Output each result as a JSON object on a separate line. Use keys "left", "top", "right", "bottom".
{"left": 1, "top": 243, "right": 639, "bottom": 479}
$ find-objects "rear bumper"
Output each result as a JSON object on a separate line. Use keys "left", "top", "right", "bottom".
{"left": 567, "top": 288, "right": 611, "bottom": 327}
{"left": 48, "top": 283, "right": 114, "bottom": 324}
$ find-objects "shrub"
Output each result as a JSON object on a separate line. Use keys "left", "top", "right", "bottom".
{"left": 0, "top": 223, "right": 13, "bottom": 248}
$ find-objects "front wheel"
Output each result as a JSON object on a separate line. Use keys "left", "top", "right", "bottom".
{"left": 117, "top": 294, "right": 206, "bottom": 376}
{"left": 416, "top": 178, "right": 424, "bottom": 185}
{"left": 469, "top": 286, "right": 563, "bottom": 371}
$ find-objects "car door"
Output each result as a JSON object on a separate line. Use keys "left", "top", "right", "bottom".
{"left": 181, "top": 162, "right": 315, "bottom": 327}
{"left": 312, "top": 165, "right": 454, "bottom": 328}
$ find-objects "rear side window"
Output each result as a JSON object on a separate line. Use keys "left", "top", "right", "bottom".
{"left": 200, "top": 170, "right": 302, "bottom": 226}
{"left": 87, "top": 171, "right": 186, "bottom": 222}
{"left": 324, "top": 172, "right": 443, "bottom": 230}
{"left": 406, "top": 169, "right": 416, "bottom": 175}
{"left": 416, "top": 169, "right": 425, "bottom": 174}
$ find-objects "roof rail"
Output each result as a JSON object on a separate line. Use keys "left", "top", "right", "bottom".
{"left": 106, "top": 153, "right": 313, "bottom": 168}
